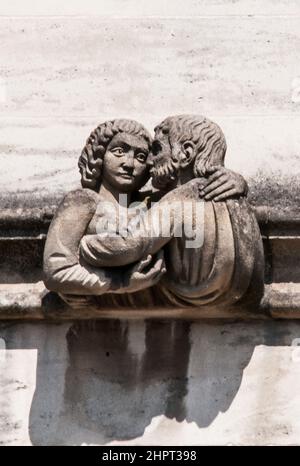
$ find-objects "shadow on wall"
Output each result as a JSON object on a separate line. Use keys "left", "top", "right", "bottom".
{"left": 20, "top": 319, "right": 259, "bottom": 445}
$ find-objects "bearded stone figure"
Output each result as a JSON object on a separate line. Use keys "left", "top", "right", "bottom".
{"left": 43, "top": 115, "right": 264, "bottom": 310}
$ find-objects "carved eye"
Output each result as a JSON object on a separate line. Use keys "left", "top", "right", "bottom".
{"left": 111, "top": 147, "right": 125, "bottom": 156}
{"left": 135, "top": 152, "right": 147, "bottom": 163}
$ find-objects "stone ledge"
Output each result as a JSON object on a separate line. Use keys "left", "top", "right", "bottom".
{"left": 1, "top": 203, "right": 300, "bottom": 319}
{"left": 2, "top": 205, "right": 300, "bottom": 285}
{"left": 1, "top": 204, "right": 300, "bottom": 237}
{"left": 0, "top": 282, "right": 299, "bottom": 320}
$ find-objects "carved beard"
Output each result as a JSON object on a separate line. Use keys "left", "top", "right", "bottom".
{"left": 151, "top": 156, "right": 180, "bottom": 191}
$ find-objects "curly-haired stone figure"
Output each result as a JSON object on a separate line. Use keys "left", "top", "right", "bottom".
{"left": 78, "top": 119, "right": 152, "bottom": 191}
{"left": 44, "top": 119, "right": 166, "bottom": 302}
{"left": 43, "top": 116, "right": 261, "bottom": 309}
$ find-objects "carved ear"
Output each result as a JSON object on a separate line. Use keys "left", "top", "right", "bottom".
{"left": 180, "top": 141, "right": 195, "bottom": 168}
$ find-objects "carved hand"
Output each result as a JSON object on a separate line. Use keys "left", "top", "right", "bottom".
{"left": 120, "top": 250, "right": 166, "bottom": 293}
{"left": 199, "top": 166, "right": 248, "bottom": 201}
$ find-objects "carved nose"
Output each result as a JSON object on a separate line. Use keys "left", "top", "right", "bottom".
{"left": 123, "top": 152, "right": 135, "bottom": 168}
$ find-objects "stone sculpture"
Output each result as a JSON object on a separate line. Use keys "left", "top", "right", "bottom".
{"left": 43, "top": 116, "right": 264, "bottom": 310}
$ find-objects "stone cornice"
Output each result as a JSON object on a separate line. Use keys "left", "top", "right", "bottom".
{"left": 0, "top": 204, "right": 299, "bottom": 320}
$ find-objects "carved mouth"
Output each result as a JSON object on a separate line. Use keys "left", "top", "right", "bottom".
{"left": 119, "top": 172, "right": 134, "bottom": 179}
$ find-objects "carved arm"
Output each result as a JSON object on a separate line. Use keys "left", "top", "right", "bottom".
{"left": 43, "top": 189, "right": 120, "bottom": 295}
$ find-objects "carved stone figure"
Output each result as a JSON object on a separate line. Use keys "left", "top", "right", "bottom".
{"left": 43, "top": 116, "right": 264, "bottom": 310}
{"left": 149, "top": 115, "right": 264, "bottom": 307}
{"left": 44, "top": 120, "right": 166, "bottom": 300}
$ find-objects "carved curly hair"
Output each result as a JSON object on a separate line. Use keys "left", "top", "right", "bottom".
{"left": 78, "top": 119, "right": 152, "bottom": 191}
{"left": 154, "top": 114, "right": 227, "bottom": 177}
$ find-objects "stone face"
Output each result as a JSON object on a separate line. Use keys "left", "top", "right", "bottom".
{"left": 43, "top": 116, "right": 264, "bottom": 310}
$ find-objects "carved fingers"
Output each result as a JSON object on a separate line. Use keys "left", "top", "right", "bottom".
{"left": 200, "top": 166, "right": 248, "bottom": 201}
{"left": 136, "top": 254, "right": 153, "bottom": 273}
{"left": 137, "top": 250, "right": 166, "bottom": 282}
{"left": 202, "top": 179, "right": 236, "bottom": 200}
{"left": 213, "top": 188, "right": 241, "bottom": 202}
{"left": 125, "top": 250, "right": 166, "bottom": 292}
{"left": 145, "top": 250, "right": 166, "bottom": 282}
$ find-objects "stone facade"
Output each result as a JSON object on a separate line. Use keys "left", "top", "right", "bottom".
{"left": 0, "top": 0, "right": 300, "bottom": 446}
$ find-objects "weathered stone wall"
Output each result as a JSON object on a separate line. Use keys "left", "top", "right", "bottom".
{"left": 0, "top": 1, "right": 300, "bottom": 445}
{"left": 1, "top": 320, "right": 300, "bottom": 446}
{"left": 0, "top": 1, "right": 299, "bottom": 211}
